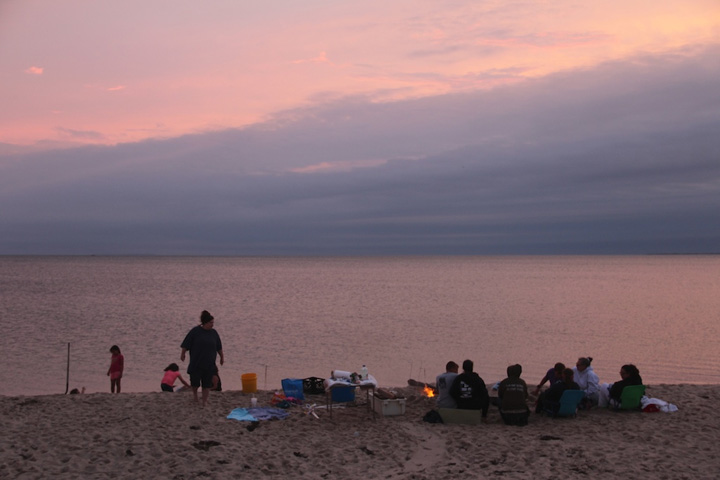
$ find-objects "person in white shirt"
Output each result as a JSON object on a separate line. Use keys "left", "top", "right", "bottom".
{"left": 572, "top": 356, "right": 600, "bottom": 407}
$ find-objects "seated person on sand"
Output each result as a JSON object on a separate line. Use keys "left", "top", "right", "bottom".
{"left": 572, "top": 357, "right": 600, "bottom": 407}
{"left": 211, "top": 364, "right": 222, "bottom": 392}
{"left": 532, "top": 362, "right": 565, "bottom": 396}
{"left": 161, "top": 363, "right": 191, "bottom": 392}
{"left": 535, "top": 368, "right": 581, "bottom": 414}
{"left": 498, "top": 364, "right": 530, "bottom": 426}
{"left": 449, "top": 359, "right": 489, "bottom": 422}
{"left": 597, "top": 364, "right": 643, "bottom": 408}
{"left": 435, "top": 361, "right": 459, "bottom": 409}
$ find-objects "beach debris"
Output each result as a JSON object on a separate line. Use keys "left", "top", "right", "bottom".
{"left": 192, "top": 440, "right": 221, "bottom": 451}
{"left": 125, "top": 449, "right": 135, "bottom": 456}
{"left": 360, "top": 446, "right": 375, "bottom": 455}
{"left": 540, "top": 435, "right": 563, "bottom": 441}
{"left": 246, "top": 421, "right": 260, "bottom": 432}
{"left": 305, "top": 403, "right": 319, "bottom": 419}
{"left": 293, "top": 452, "right": 308, "bottom": 458}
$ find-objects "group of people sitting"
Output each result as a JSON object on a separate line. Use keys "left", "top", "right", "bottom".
{"left": 433, "top": 357, "right": 643, "bottom": 426}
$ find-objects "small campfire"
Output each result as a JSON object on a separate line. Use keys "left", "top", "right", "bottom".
{"left": 423, "top": 385, "right": 435, "bottom": 398}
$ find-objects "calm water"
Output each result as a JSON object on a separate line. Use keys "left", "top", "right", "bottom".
{"left": 1, "top": 256, "right": 718, "bottom": 396}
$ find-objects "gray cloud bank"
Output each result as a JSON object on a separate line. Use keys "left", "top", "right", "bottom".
{"left": 2, "top": 45, "right": 719, "bottom": 255}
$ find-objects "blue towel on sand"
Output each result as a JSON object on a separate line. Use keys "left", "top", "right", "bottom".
{"left": 227, "top": 407, "right": 290, "bottom": 422}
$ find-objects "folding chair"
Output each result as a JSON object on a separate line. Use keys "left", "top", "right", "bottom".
{"left": 614, "top": 385, "right": 646, "bottom": 410}
{"left": 545, "top": 389, "right": 585, "bottom": 418}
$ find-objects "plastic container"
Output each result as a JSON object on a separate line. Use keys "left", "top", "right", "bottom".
{"left": 331, "top": 386, "right": 356, "bottom": 402}
{"left": 360, "top": 365, "right": 368, "bottom": 380}
{"left": 281, "top": 378, "right": 305, "bottom": 400}
{"left": 370, "top": 393, "right": 406, "bottom": 416}
{"left": 241, "top": 373, "right": 257, "bottom": 393}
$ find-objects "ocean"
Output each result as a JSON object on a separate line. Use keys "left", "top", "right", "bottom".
{"left": 1, "top": 255, "right": 718, "bottom": 396}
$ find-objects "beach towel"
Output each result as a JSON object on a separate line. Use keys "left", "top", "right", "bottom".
{"left": 227, "top": 407, "right": 290, "bottom": 422}
{"left": 640, "top": 396, "right": 678, "bottom": 413}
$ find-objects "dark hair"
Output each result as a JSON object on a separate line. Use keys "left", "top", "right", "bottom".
{"left": 164, "top": 363, "right": 179, "bottom": 372}
{"left": 553, "top": 362, "right": 566, "bottom": 373}
{"left": 621, "top": 364, "right": 640, "bottom": 377}
{"left": 577, "top": 357, "right": 592, "bottom": 367}
{"left": 200, "top": 310, "right": 214, "bottom": 324}
{"left": 462, "top": 359, "right": 474, "bottom": 373}
{"left": 507, "top": 364, "right": 522, "bottom": 378}
{"left": 70, "top": 388, "right": 80, "bottom": 394}
{"left": 446, "top": 361, "right": 459, "bottom": 372}
{"left": 110, "top": 345, "right": 121, "bottom": 354}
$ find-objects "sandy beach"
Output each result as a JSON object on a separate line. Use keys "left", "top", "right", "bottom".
{"left": 1, "top": 384, "right": 718, "bottom": 479}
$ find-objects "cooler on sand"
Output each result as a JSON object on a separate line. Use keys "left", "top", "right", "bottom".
{"left": 370, "top": 393, "right": 406, "bottom": 416}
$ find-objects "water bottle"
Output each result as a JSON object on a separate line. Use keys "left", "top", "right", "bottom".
{"left": 360, "top": 365, "right": 368, "bottom": 381}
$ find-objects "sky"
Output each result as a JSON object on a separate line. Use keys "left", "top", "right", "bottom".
{"left": 1, "top": 0, "right": 719, "bottom": 255}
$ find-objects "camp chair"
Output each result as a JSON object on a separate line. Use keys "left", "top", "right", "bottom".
{"left": 544, "top": 389, "right": 585, "bottom": 418}
{"left": 438, "top": 408, "right": 484, "bottom": 425}
{"left": 613, "top": 385, "right": 646, "bottom": 410}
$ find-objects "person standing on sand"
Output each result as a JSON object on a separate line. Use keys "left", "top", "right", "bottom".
{"left": 435, "top": 361, "right": 459, "bottom": 409}
{"left": 180, "top": 310, "right": 224, "bottom": 406}
{"left": 107, "top": 345, "right": 124, "bottom": 393}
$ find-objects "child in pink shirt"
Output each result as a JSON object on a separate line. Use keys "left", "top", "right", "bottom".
{"left": 161, "top": 363, "right": 191, "bottom": 392}
{"left": 107, "top": 345, "right": 124, "bottom": 393}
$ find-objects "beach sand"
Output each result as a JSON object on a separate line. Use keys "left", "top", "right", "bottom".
{"left": 1, "top": 384, "right": 718, "bottom": 479}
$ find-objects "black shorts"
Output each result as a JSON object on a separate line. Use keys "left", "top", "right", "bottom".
{"left": 190, "top": 369, "right": 214, "bottom": 388}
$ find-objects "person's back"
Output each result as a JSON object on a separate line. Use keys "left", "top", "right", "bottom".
{"left": 450, "top": 360, "right": 489, "bottom": 418}
{"left": 498, "top": 364, "right": 530, "bottom": 426}
{"left": 436, "top": 361, "right": 459, "bottom": 408}
{"left": 498, "top": 364, "right": 528, "bottom": 412}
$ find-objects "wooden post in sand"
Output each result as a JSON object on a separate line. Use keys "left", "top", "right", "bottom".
{"left": 64, "top": 343, "right": 70, "bottom": 394}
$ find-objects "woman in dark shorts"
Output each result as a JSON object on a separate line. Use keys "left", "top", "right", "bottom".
{"left": 180, "top": 310, "right": 224, "bottom": 406}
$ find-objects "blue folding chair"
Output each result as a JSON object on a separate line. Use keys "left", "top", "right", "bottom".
{"left": 544, "top": 389, "right": 585, "bottom": 418}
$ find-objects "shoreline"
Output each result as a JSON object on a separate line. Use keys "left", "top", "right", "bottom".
{"left": 1, "top": 384, "right": 718, "bottom": 479}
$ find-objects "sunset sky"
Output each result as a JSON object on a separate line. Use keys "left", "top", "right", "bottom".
{"left": 1, "top": 0, "right": 719, "bottom": 254}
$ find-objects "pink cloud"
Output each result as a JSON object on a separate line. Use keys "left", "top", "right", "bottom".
{"left": 290, "top": 158, "right": 387, "bottom": 174}
{"left": 106, "top": 85, "right": 126, "bottom": 92}
{"left": 25, "top": 66, "right": 44, "bottom": 75}
{"left": 292, "top": 51, "right": 332, "bottom": 65}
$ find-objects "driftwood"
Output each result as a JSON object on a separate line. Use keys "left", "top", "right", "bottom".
{"left": 374, "top": 388, "right": 397, "bottom": 400}
{"left": 407, "top": 379, "right": 438, "bottom": 394}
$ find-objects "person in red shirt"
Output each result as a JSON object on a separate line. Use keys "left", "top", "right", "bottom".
{"left": 107, "top": 345, "right": 124, "bottom": 393}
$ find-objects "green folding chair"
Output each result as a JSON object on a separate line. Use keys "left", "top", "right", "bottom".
{"left": 617, "top": 384, "right": 645, "bottom": 410}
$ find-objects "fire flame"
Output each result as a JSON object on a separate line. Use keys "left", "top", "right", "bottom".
{"left": 423, "top": 386, "right": 435, "bottom": 398}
